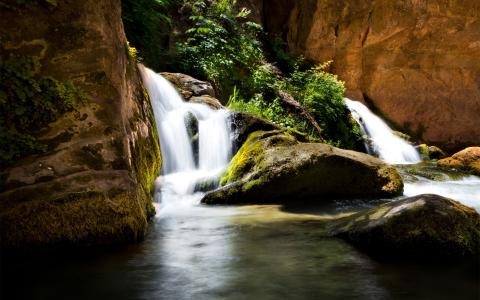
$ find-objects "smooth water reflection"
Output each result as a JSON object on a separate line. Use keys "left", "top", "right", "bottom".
{"left": 2, "top": 204, "right": 478, "bottom": 300}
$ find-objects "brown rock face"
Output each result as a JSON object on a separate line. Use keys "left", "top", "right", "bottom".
{"left": 438, "top": 147, "right": 480, "bottom": 175}
{"left": 0, "top": 1, "right": 161, "bottom": 248}
{"left": 260, "top": 0, "right": 480, "bottom": 150}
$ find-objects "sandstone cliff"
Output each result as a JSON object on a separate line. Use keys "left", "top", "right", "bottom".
{"left": 0, "top": 0, "right": 161, "bottom": 249}
{"left": 258, "top": 0, "right": 480, "bottom": 151}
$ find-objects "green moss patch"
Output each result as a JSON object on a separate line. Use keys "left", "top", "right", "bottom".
{"left": 0, "top": 54, "right": 87, "bottom": 166}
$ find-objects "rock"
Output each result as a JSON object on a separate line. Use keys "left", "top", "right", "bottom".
{"left": 0, "top": 0, "right": 161, "bottom": 249}
{"left": 160, "top": 72, "right": 224, "bottom": 109}
{"left": 393, "top": 131, "right": 413, "bottom": 143}
{"left": 184, "top": 112, "right": 199, "bottom": 165}
{"left": 261, "top": 0, "right": 480, "bottom": 151}
{"left": 160, "top": 72, "right": 216, "bottom": 99}
{"left": 229, "top": 112, "right": 280, "bottom": 153}
{"left": 329, "top": 194, "right": 480, "bottom": 261}
{"left": 428, "top": 146, "right": 448, "bottom": 160}
{"left": 189, "top": 95, "right": 223, "bottom": 109}
{"left": 438, "top": 147, "right": 480, "bottom": 175}
{"left": 417, "top": 144, "right": 448, "bottom": 161}
{"left": 202, "top": 130, "right": 403, "bottom": 204}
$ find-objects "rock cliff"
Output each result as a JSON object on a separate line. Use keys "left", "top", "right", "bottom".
{"left": 257, "top": 0, "right": 480, "bottom": 150}
{"left": 0, "top": 0, "right": 161, "bottom": 249}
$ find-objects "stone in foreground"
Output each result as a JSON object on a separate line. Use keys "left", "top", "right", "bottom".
{"left": 202, "top": 130, "right": 403, "bottom": 204}
{"left": 329, "top": 194, "right": 480, "bottom": 260}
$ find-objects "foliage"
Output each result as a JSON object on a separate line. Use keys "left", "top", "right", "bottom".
{"left": 228, "top": 90, "right": 313, "bottom": 135}
{"left": 0, "top": 54, "right": 86, "bottom": 165}
{"left": 176, "top": 0, "right": 263, "bottom": 99}
{"left": 123, "top": 0, "right": 362, "bottom": 149}
{"left": 121, "top": 0, "right": 172, "bottom": 70}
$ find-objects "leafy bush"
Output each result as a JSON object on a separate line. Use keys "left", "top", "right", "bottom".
{"left": 0, "top": 55, "right": 86, "bottom": 165}
{"left": 176, "top": 0, "right": 263, "bottom": 99}
{"left": 123, "top": 0, "right": 362, "bottom": 149}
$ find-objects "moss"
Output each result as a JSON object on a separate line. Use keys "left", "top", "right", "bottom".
{"left": 0, "top": 54, "right": 87, "bottom": 166}
{"left": 125, "top": 40, "right": 140, "bottom": 63}
{"left": 0, "top": 190, "right": 148, "bottom": 249}
{"left": 377, "top": 166, "right": 404, "bottom": 196}
{"left": 77, "top": 143, "right": 105, "bottom": 170}
{"left": 330, "top": 195, "right": 480, "bottom": 260}
{"left": 130, "top": 88, "right": 162, "bottom": 219}
{"left": 220, "top": 129, "right": 298, "bottom": 186}
{"left": 417, "top": 143, "right": 430, "bottom": 160}
{"left": 0, "top": 0, "right": 57, "bottom": 10}
{"left": 220, "top": 131, "right": 267, "bottom": 186}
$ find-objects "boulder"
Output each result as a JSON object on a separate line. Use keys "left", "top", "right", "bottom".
{"left": 160, "top": 72, "right": 224, "bottom": 109}
{"left": 329, "top": 194, "right": 480, "bottom": 260}
{"left": 438, "top": 147, "right": 480, "bottom": 175}
{"left": 161, "top": 72, "right": 216, "bottom": 98}
{"left": 229, "top": 112, "right": 280, "bottom": 153}
{"left": 416, "top": 144, "right": 448, "bottom": 160}
{"left": 202, "top": 130, "right": 403, "bottom": 204}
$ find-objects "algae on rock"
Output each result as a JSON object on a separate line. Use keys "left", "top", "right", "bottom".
{"left": 204, "top": 130, "right": 403, "bottom": 205}
{"left": 0, "top": 0, "right": 162, "bottom": 249}
{"left": 329, "top": 194, "right": 480, "bottom": 261}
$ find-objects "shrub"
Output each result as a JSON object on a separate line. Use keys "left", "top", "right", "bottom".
{"left": 176, "top": 0, "right": 263, "bottom": 99}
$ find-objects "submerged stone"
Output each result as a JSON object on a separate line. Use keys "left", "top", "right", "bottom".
{"left": 202, "top": 130, "right": 403, "bottom": 205}
{"left": 329, "top": 194, "right": 480, "bottom": 261}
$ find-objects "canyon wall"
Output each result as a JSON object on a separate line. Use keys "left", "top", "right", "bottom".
{"left": 0, "top": 0, "right": 161, "bottom": 249}
{"left": 261, "top": 0, "right": 480, "bottom": 150}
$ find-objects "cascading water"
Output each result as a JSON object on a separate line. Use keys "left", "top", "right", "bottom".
{"left": 345, "top": 98, "right": 421, "bottom": 164}
{"left": 139, "top": 65, "right": 233, "bottom": 211}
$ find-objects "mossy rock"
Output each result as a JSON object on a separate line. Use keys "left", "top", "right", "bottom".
{"left": 229, "top": 112, "right": 280, "bottom": 153}
{"left": 416, "top": 144, "right": 447, "bottom": 161}
{"left": 202, "top": 130, "right": 403, "bottom": 205}
{"left": 329, "top": 194, "right": 480, "bottom": 261}
{"left": 438, "top": 147, "right": 480, "bottom": 176}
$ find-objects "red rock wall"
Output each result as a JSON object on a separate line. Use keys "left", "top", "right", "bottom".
{"left": 262, "top": 0, "right": 480, "bottom": 150}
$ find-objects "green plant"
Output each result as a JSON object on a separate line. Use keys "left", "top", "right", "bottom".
{"left": 121, "top": 0, "right": 172, "bottom": 70}
{"left": 0, "top": 54, "right": 87, "bottom": 165}
{"left": 176, "top": 0, "right": 263, "bottom": 99}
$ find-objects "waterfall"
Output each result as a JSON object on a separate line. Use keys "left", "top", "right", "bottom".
{"left": 345, "top": 98, "right": 421, "bottom": 164}
{"left": 139, "top": 66, "right": 233, "bottom": 211}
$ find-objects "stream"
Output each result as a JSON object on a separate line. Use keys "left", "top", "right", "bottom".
{"left": 1, "top": 68, "right": 478, "bottom": 300}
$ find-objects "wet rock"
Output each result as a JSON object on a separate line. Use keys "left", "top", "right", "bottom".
{"left": 417, "top": 144, "right": 448, "bottom": 160}
{"left": 185, "top": 112, "right": 199, "bottom": 166}
{"left": 438, "top": 147, "right": 480, "bottom": 175}
{"left": 329, "top": 194, "right": 480, "bottom": 261}
{"left": 161, "top": 72, "right": 216, "bottom": 99}
{"left": 229, "top": 112, "right": 280, "bottom": 153}
{"left": 202, "top": 130, "right": 403, "bottom": 205}
{"left": 189, "top": 95, "right": 223, "bottom": 110}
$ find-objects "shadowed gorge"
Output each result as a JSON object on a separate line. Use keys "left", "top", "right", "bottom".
{"left": 1, "top": 1, "right": 479, "bottom": 299}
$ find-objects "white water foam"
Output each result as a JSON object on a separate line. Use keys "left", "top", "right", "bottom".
{"left": 404, "top": 176, "right": 480, "bottom": 211}
{"left": 140, "top": 66, "right": 234, "bottom": 213}
{"left": 346, "top": 98, "right": 421, "bottom": 164}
